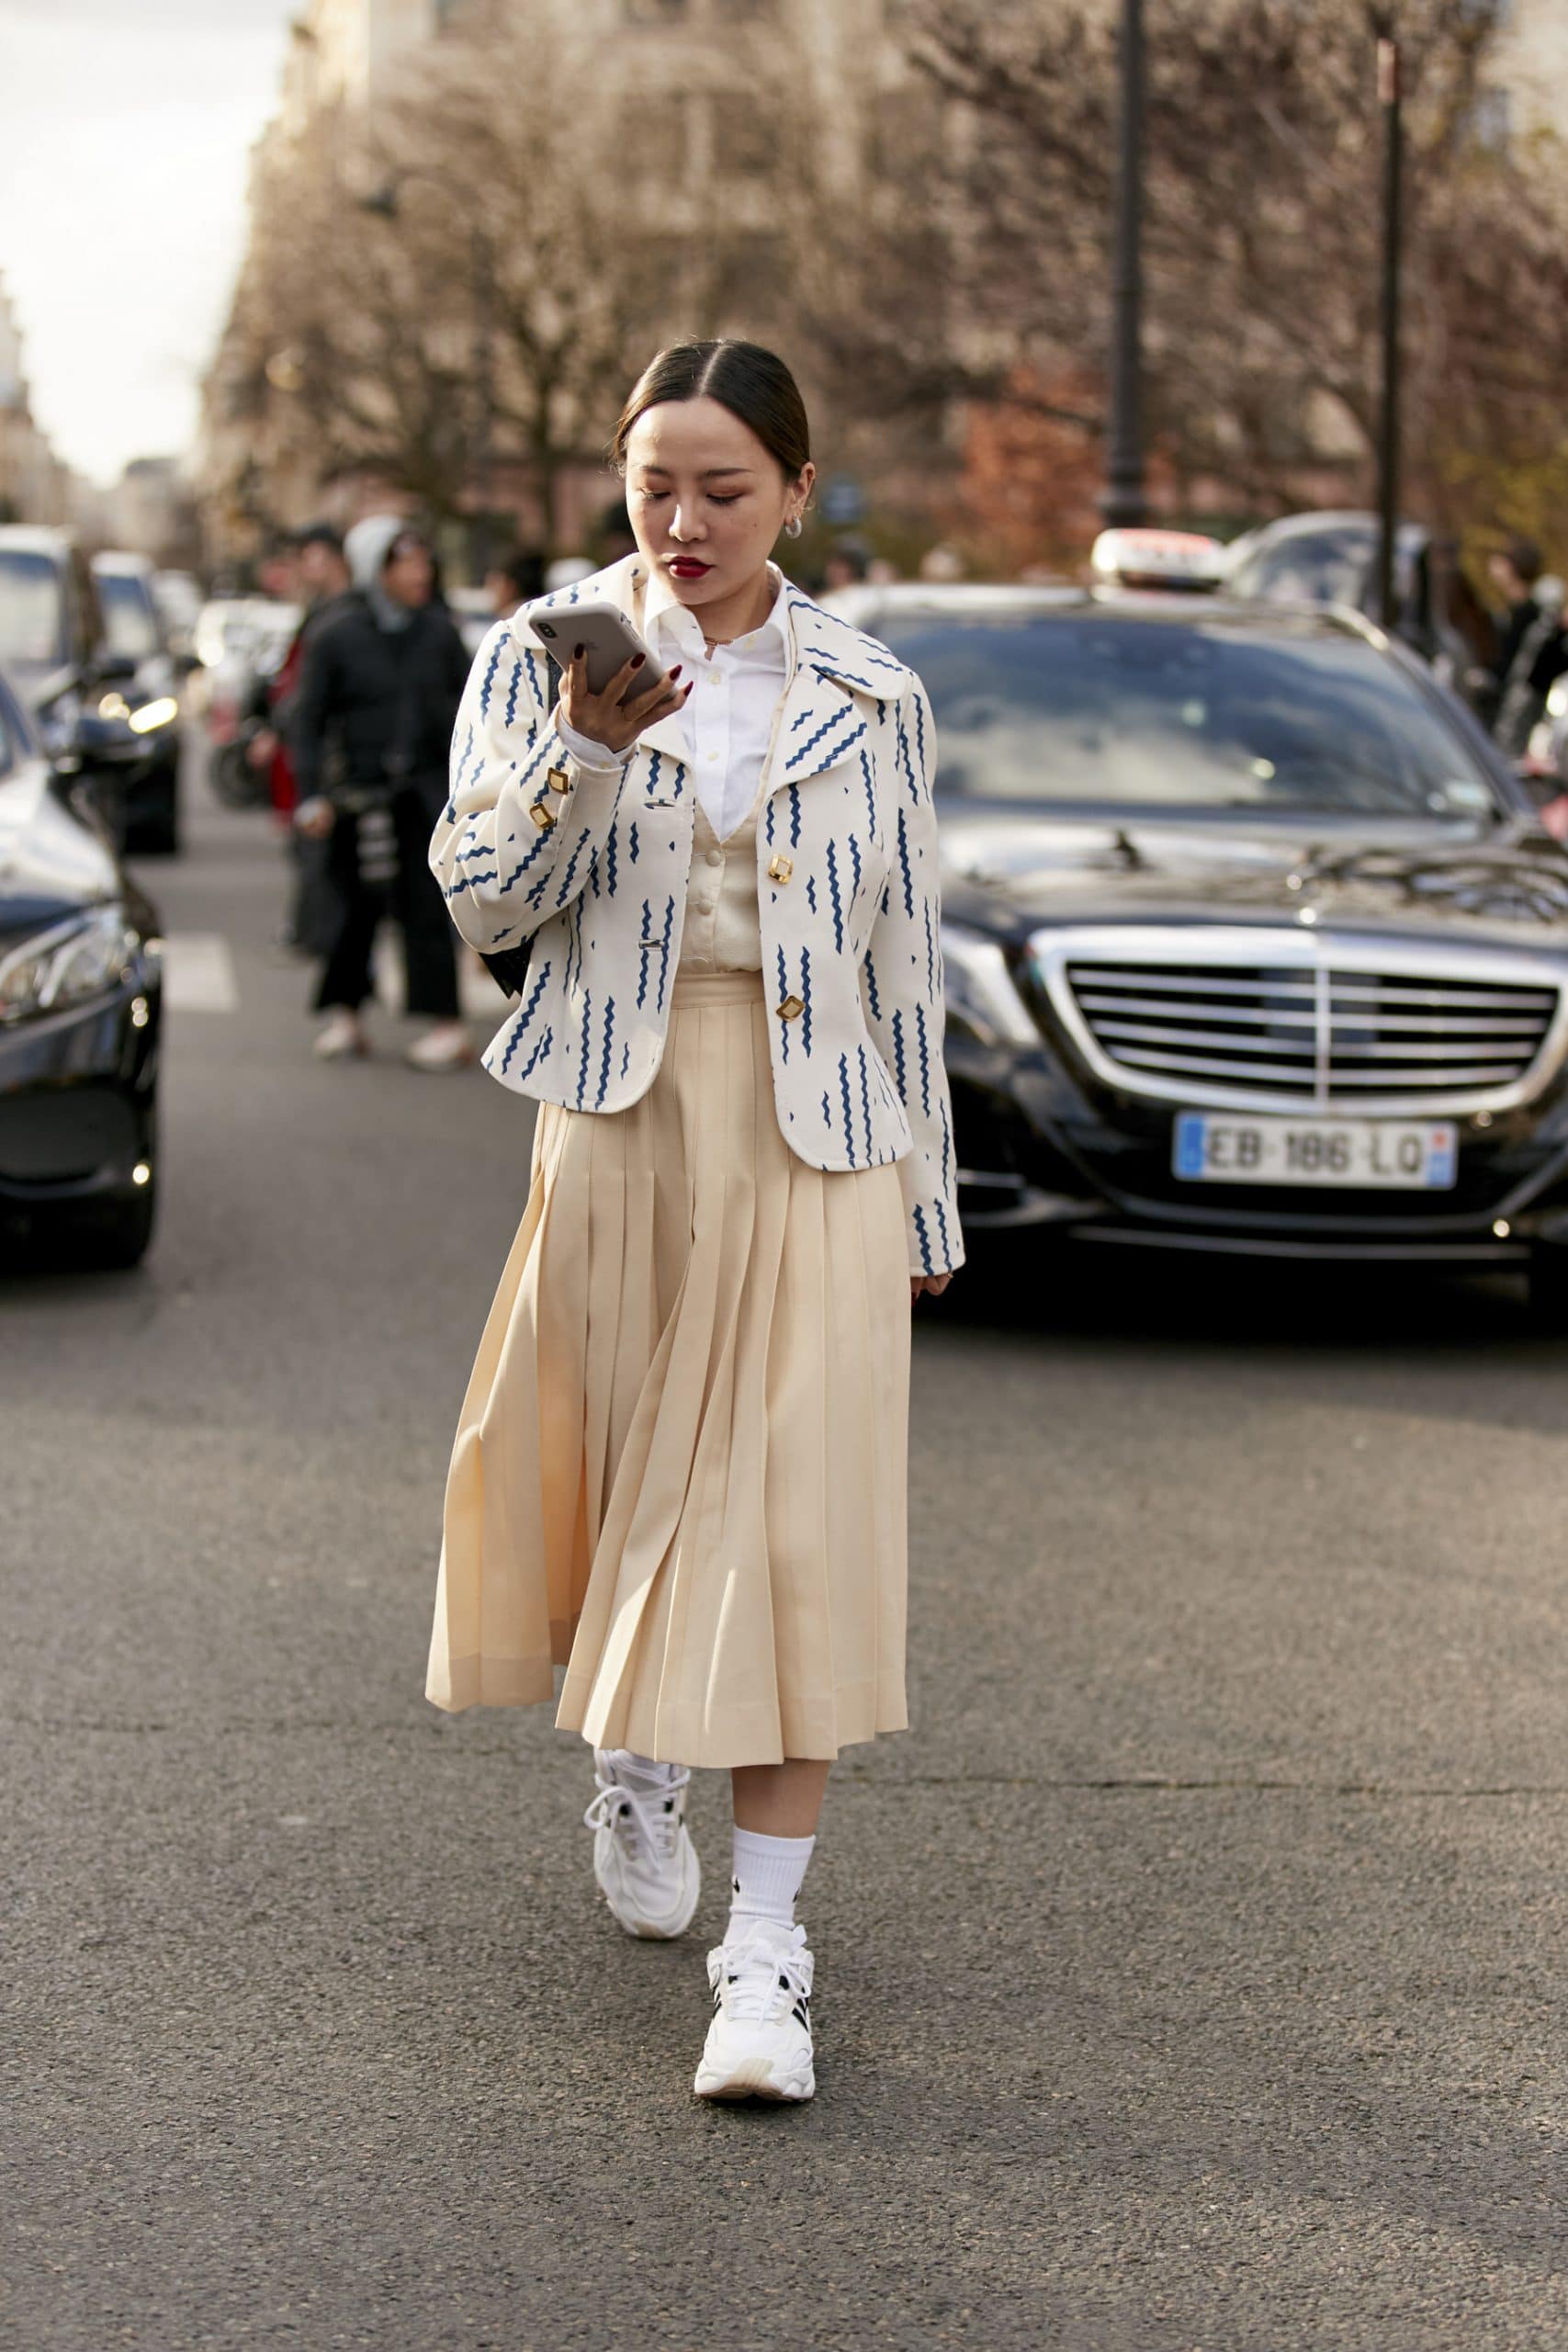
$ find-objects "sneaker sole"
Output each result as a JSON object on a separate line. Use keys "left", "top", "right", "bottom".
{"left": 694, "top": 2058, "right": 815, "bottom": 2103}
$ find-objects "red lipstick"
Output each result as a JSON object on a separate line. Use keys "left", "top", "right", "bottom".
{"left": 668, "top": 559, "right": 712, "bottom": 579}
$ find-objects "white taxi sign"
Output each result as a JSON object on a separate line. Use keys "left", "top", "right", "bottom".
{"left": 1090, "top": 527, "right": 1225, "bottom": 593}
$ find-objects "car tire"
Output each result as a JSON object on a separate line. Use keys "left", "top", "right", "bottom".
{"left": 1526, "top": 1243, "right": 1568, "bottom": 1326}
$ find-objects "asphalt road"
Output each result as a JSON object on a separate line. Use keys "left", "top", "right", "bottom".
{"left": 4, "top": 743, "right": 1565, "bottom": 2350}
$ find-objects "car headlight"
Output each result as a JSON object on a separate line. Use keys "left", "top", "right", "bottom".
{"left": 0, "top": 905, "right": 141, "bottom": 1023}
{"left": 939, "top": 921, "right": 1038, "bottom": 1047}
{"left": 128, "top": 696, "right": 179, "bottom": 734}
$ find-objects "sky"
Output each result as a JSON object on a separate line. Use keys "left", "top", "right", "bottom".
{"left": 0, "top": 0, "right": 299, "bottom": 486}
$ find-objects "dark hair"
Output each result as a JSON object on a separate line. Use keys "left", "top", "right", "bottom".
{"left": 1505, "top": 537, "right": 1543, "bottom": 585}
{"left": 489, "top": 545, "right": 546, "bottom": 601}
{"left": 294, "top": 520, "right": 344, "bottom": 556}
{"left": 610, "top": 340, "right": 811, "bottom": 486}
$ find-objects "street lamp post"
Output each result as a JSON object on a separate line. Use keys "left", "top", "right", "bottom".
{"left": 1373, "top": 28, "right": 1404, "bottom": 634}
{"left": 1100, "top": 0, "right": 1148, "bottom": 530}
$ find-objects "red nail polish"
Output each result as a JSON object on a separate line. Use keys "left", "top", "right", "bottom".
{"left": 630, "top": 652, "right": 646, "bottom": 668}
{"left": 574, "top": 644, "right": 585, "bottom": 659}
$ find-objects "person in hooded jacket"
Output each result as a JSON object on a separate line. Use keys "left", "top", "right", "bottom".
{"left": 289, "top": 517, "right": 475, "bottom": 1069}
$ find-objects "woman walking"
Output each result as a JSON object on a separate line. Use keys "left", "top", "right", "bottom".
{"left": 427, "top": 341, "right": 963, "bottom": 2102}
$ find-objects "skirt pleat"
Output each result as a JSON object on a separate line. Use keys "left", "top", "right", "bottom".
{"left": 427, "top": 967, "right": 912, "bottom": 1767}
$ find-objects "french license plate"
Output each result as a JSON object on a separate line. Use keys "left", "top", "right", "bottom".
{"left": 1173, "top": 1112, "right": 1458, "bottom": 1190}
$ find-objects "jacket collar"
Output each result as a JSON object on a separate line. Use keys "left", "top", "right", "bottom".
{"left": 513, "top": 554, "right": 911, "bottom": 789}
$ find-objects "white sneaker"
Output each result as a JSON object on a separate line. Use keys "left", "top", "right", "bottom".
{"left": 694, "top": 1920, "right": 815, "bottom": 2103}
{"left": 582, "top": 1754, "right": 701, "bottom": 1940}
{"left": 313, "top": 1009, "right": 367, "bottom": 1059}
{"left": 405, "top": 1022, "right": 475, "bottom": 1071}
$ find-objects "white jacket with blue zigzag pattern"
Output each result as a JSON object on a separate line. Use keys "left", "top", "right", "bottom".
{"left": 430, "top": 553, "right": 964, "bottom": 1279}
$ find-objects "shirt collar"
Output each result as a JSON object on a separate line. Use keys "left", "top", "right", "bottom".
{"left": 643, "top": 561, "right": 790, "bottom": 666}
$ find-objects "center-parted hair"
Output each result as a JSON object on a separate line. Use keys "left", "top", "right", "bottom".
{"left": 610, "top": 340, "right": 812, "bottom": 486}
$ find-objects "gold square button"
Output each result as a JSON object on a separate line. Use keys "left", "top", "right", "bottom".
{"left": 767, "top": 854, "right": 794, "bottom": 883}
{"left": 775, "top": 993, "right": 804, "bottom": 1021}
{"left": 547, "top": 765, "right": 571, "bottom": 794}
{"left": 528, "top": 800, "right": 557, "bottom": 831}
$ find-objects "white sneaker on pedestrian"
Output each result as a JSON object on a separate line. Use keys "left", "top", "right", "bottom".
{"left": 313, "top": 1008, "right": 367, "bottom": 1059}
{"left": 582, "top": 1754, "right": 701, "bottom": 1940}
{"left": 405, "top": 1022, "right": 476, "bottom": 1071}
{"left": 694, "top": 1919, "right": 815, "bottom": 2103}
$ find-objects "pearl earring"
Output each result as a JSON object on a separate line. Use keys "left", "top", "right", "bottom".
{"left": 784, "top": 514, "right": 803, "bottom": 540}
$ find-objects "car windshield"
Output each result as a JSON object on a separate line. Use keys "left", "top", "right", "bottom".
{"left": 0, "top": 549, "right": 64, "bottom": 665}
{"left": 869, "top": 613, "right": 1501, "bottom": 820}
{"left": 96, "top": 571, "right": 162, "bottom": 660}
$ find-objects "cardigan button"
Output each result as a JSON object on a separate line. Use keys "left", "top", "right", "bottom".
{"left": 767, "top": 854, "right": 794, "bottom": 883}
{"left": 528, "top": 800, "right": 557, "bottom": 831}
{"left": 775, "top": 994, "right": 805, "bottom": 1021}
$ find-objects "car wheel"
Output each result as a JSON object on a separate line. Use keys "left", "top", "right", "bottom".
{"left": 1526, "top": 1243, "right": 1568, "bottom": 1326}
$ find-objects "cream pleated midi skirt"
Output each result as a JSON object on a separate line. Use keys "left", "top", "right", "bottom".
{"left": 427, "top": 966, "right": 913, "bottom": 1768}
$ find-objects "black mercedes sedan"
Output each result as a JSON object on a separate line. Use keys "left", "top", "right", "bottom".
{"left": 826, "top": 582, "right": 1568, "bottom": 1314}
{"left": 0, "top": 660, "right": 163, "bottom": 1267}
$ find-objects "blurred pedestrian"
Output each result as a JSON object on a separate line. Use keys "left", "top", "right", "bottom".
{"left": 482, "top": 544, "right": 546, "bottom": 619}
{"left": 1488, "top": 537, "right": 1546, "bottom": 694}
{"left": 1495, "top": 572, "right": 1568, "bottom": 758}
{"left": 288, "top": 517, "right": 475, "bottom": 1069}
{"left": 598, "top": 499, "right": 637, "bottom": 564}
{"left": 252, "top": 523, "right": 354, "bottom": 820}
{"left": 821, "top": 537, "right": 869, "bottom": 592}
{"left": 425, "top": 338, "right": 964, "bottom": 2105}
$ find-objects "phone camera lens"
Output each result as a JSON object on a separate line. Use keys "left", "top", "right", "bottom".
{"left": 537, "top": 622, "right": 556, "bottom": 638}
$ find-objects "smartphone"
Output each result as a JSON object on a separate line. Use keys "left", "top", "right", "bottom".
{"left": 530, "top": 600, "right": 671, "bottom": 701}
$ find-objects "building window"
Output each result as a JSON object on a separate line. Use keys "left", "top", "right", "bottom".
{"left": 711, "top": 92, "right": 773, "bottom": 177}
{"left": 622, "top": 92, "right": 692, "bottom": 180}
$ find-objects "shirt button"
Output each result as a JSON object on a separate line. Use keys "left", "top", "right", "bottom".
{"left": 705, "top": 848, "right": 723, "bottom": 866}
{"left": 706, "top": 751, "right": 718, "bottom": 762}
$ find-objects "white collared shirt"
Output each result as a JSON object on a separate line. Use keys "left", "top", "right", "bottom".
{"left": 555, "top": 563, "right": 793, "bottom": 840}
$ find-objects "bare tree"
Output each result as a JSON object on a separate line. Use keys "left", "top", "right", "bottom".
{"left": 840, "top": 0, "right": 1568, "bottom": 540}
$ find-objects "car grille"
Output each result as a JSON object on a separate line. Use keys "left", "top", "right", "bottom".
{"left": 1046, "top": 936, "right": 1567, "bottom": 1114}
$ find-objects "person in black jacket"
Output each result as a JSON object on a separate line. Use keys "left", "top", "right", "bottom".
{"left": 289, "top": 516, "right": 475, "bottom": 1069}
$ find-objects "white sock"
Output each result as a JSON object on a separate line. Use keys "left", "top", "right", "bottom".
{"left": 595, "top": 1747, "right": 682, "bottom": 1793}
{"left": 728, "top": 1826, "right": 815, "bottom": 1935}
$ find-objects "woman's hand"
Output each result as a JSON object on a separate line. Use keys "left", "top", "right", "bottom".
{"left": 910, "top": 1272, "right": 953, "bottom": 1301}
{"left": 558, "top": 646, "right": 692, "bottom": 759}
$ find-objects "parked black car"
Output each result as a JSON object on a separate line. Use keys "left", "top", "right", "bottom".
{"left": 0, "top": 659, "right": 163, "bottom": 1267}
{"left": 0, "top": 526, "right": 182, "bottom": 856}
{"left": 826, "top": 581, "right": 1568, "bottom": 1316}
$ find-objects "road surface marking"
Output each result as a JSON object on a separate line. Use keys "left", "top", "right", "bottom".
{"left": 161, "top": 933, "right": 239, "bottom": 1013}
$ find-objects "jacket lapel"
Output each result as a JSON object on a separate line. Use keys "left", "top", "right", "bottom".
{"left": 768, "top": 586, "right": 894, "bottom": 791}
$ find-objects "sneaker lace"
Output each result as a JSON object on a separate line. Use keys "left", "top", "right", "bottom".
{"left": 707, "top": 1924, "right": 814, "bottom": 2024}
{"left": 582, "top": 1765, "right": 691, "bottom": 1865}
